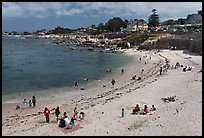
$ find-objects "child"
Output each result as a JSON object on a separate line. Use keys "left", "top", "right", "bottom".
{"left": 28, "top": 100, "right": 32, "bottom": 108}
{"left": 23, "top": 99, "right": 27, "bottom": 108}
{"left": 150, "top": 105, "right": 156, "bottom": 111}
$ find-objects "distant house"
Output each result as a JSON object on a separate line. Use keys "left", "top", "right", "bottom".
{"left": 127, "top": 19, "right": 148, "bottom": 32}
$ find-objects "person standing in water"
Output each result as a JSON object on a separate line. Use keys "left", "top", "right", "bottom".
{"left": 74, "top": 81, "right": 78, "bottom": 87}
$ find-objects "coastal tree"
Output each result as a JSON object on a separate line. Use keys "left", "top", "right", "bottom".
{"left": 106, "top": 17, "right": 126, "bottom": 32}
{"left": 162, "top": 19, "right": 177, "bottom": 25}
{"left": 97, "top": 23, "right": 106, "bottom": 32}
{"left": 177, "top": 18, "right": 186, "bottom": 25}
{"left": 48, "top": 26, "right": 72, "bottom": 34}
{"left": 148, "top": 9, "right": 160, "bottom": 27}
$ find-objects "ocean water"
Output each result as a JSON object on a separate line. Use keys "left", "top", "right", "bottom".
{"left": 2, "top": 36, "right": 134, "bottom": 95}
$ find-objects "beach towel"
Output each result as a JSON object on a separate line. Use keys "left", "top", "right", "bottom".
{"left": 59, "top": 124, "right": 83, "bottom": 134}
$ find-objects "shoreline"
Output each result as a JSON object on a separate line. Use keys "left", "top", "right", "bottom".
{"left": 2, "top": 49, "right": 202, "bottom": 136}
{"left": 2, "top": 48, "right": 153, "bottom": 104}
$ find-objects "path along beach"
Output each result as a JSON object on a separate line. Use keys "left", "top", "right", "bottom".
{"left": 2, "top": 49, "right": 202, "bottom": 136}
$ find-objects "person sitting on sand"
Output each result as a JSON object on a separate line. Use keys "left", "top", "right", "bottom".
{"left": 137, "top": 76, "right": 141, "bottom": 80}
{"left": 183, "top": 66, "right": 187, "bottom": 72}
{"left": 141, "top": 105, "right": 150, "bottom": 115}
{"left": 16, "top": 105, "right": 20, "bottom": 110}
{"left": 168, "top": 96, "right": 176, "bottom": 102}
{"left": 79, "top": 112, "right": 85, "bottom": 120}
{"left": 132, "top": 104, "right": 140, "bottom": 114}
{"left": 69, "top": 117, "right": 75, "bottom": 127}
{"left": 23, "top": 99, "right": 27, "bottom": 108}
{"left": 64, "top": 115, "right": 70, "bottom": 126}
{"left": 150, "top": 105, "right": 156, "bottom": 111}
{"left": 187, "top": 66, "right": 192, "bottom": 71}
{"left": 58, "top": 118, "right": 66, "bottom": 128}
{"left": 131, "top": 75, "right": 136, "bottom": 80}
{"left": 199, "top": 69, "right": 202, "bottom": 73}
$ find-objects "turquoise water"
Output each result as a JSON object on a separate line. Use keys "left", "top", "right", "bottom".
{"left": 2, "top": 36, "right": 134, "bottom": 95}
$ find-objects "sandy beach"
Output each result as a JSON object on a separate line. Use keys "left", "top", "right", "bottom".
{"left": 2, "top": 49, "right": 202, "bottom": 136}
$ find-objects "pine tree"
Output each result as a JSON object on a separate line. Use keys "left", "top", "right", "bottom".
{"left": 148, "top": 9, "right": 160, "bottom": 27}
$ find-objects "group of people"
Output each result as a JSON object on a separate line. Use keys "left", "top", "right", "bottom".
{"left": 16, "top": 96, "right": 36, "bottom": 110}
{"left": 132, "top": 104, "right": 156, "bottom": 115}
{"left": 43, "top": 106, "right": 85, "bottom": 130}
{"left": 183, "top": 66, "right": 193, "bottom": 72}
{"left": 131, "top": 75, "right": 141, "bottom": 81}
{"left": 162, "top": 96, "right": 176, "bottom": 103}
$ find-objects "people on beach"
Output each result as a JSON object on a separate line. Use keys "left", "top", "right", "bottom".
{"left": 16, "top": 105, "right": 20, "bottom": 110}
{"left": 131, "top": 75, "right": 136, "bottom": 80}
{"left": 121, "top": 108, "right": 125, "bottom": 118}
{"left": 150, "top": 105, "right": 156, "bottom": 111}
{"left": 74, "top": 107, "right": 78, "bottom": 116}
{"left": 55, "top": 106, "right": 60, "bottom": 122}
{"left": 74, "top": 81, "right": 78, "bottom": 87}
{"left": 64, "top": 114, "right": 70, "bottom": 126}
{"left": 183, "top": 66, "right": 187, "bottom": 72}
{"left": 199, "top": 68, "right": 202, "bottom": 73}
{"left": 44, "top": 107, "right": 50, "bottom": 123}
{"left": 141, "top": 105, "right": 150, "bottom": 115}
{"left": 58, "top": 118, "right": 66, "bottom": 128}
{"left": 132, "top": 104, "right": 140, "bottom": 114}
{"left": 121, "top": 69, "right": 124, "bottom": 74}
{"left": 159, "top": 67, "right": 163, "bottom": 75}
{"left": 32, "top": 96, "right": 36, "bottom": 107}
{"left": 69, "top": 117, "right": 75, "bottom": 127}
{"left": 162, "top": 96, "right": 176, "bottom": 103}
{"left": 23, "top": 99, "right": 27, "bottom": 108}
{"left": 106, "top": 68, "right": 112, "bottom": 73}
{"left": 28, "top": 100, "right": 32, "bottom": 108}
{"left": 141, "top": 69, "right": 144, "bottom": 74}
{"left": 83, "top": 77, "right": 88, "bottom": 81}
{"left": 175, "top": 62, "right": 180, "bottom": 68}
{"left": 137, "top": 76, "right": 141, "bottom": 80}
{"left": 111, "top": 79, "right": 116, "bottom": 86}
{"left": 139, "top": 58, "right": 141, "bottom": 61}
{"left": 79, "top": 112, "right": 85, "bottom": 120}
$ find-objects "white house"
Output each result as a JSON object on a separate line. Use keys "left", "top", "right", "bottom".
{"left": 127, "top": 19, "right": 148, "bottom": 32}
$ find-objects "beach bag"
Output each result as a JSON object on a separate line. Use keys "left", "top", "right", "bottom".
{"left": 58, "top": 119, "right": 65, "bottom": 128}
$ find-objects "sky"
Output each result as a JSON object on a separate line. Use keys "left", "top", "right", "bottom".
{"left": 2, "top": 2, "right": 202, "bottom": 32}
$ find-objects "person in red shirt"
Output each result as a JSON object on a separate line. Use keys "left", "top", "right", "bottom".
{"left": 144, "top": 105, "right": 150, "bottom": 114}
{"left": 132, "top": 104, "right": 140, "bottom": 114}
{"left": 44, "top": 107, "right": 50, "bottom": 123}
